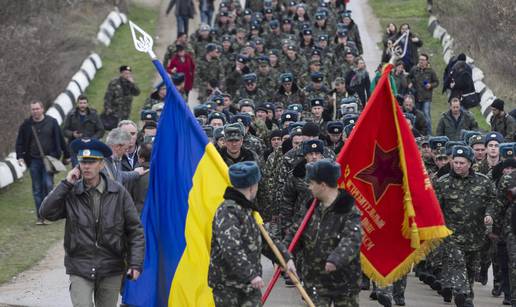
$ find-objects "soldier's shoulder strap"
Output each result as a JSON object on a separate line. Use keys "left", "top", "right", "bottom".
{"left": 474, "top": 171, "right": 491, "bottom": 181}
{"left": 436, "top": 173, "right": 450, "bottom": 183}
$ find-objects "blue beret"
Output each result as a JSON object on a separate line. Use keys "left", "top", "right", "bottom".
{"left": 306, "top": 159, "right": 341, "bottom": 186}
{"left": 231, "top": 113, "right": 252, "bottom": 126}
{"left": 302, "top": 140, "right": 324, "bottom": 155}
{"left": 327, "top": 121, "right": 345, "bottom": 134}
{"left": 429, "top": 136, "right": 450, "bottom": 150}
{"left": 452, "top": 145, "right": 474, "bottom": 162}
{"left": 485, "top": 132, "right": 504, "bottom": 145}
{"left": 229, "top": 161, "right": 262, "bottom": 188}
{"left": 70, "top": 138, "right": 112, "bottom": 161}
{"left": 500, "top": 143, "right": 516, "bottom": 159}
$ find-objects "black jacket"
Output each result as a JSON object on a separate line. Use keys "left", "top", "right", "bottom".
{"left": 40, "top": 174, "right": 145, "bottom": 280}
{"left": 63, "top": 108, "right": 105, "bottom": 142}
{"left": 15, "top": 116, "right": 69, "bottom": 166}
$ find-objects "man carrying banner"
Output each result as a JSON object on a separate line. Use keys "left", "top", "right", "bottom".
{"left": 284, "top": 159, "right": 362, "bottom": 306}
{"left": 435, "top": 145, "right": 499, "bottom": 307}
{"left": 208, "top": 161, "right": 296, "bottom": 306}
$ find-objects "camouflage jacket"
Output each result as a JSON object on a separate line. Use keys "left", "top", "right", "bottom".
{"left": 490, "top": 113, "right": 516, "bottom": 141}
{"left": 194, "top": 56, "right": 223, "bottom": 89}
{"left": 103, "top": 77, "right": 140, "bottom": 120}
{"left": 472, "top": 158, "right": 498, "bottom": 176}
{"left": 435, "top": 169, "right": 498, "bottom": 250}
{"left": 256, "top": 72, "right": 277, "bottom": 100}
{"left": 496, "top": 172, "right": 516, "bottom": 238}
{"left": 208, "top": 187, "right": 291, "bottom": 291}
{"left": 259, "top": 148, "right": 284, "bottom": 221}
{"left": 281, "top": 55, "right": 306, "bottom": 77}
{"left": 284, "top": 189, "right": 361, "bottom": 297}
{"left": 235, "top": 88, "right": 268, "bottom": 106}
{"left": 243, "top": 133, "right": 266, "bottom": 161}
{"left": 280, "top": 160, "right": 313, "bottom": 237}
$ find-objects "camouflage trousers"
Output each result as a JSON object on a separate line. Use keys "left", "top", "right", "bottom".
{"left": 505, "top": 232, "right": 516, "bottom": 303}
{"left": 441, "top": 242, "right": 480, "bottom": 298}
{"left": 479, "top": 237, "right": 501, "bottom": 286}
{"left": 372, "top": 275, "right": 407, "bottom": 300}
{"left": 312, "top": 293, "right": 359, "bottom": 307}
{"left": 212, "top": 287, "right": 262, "bottom": 307}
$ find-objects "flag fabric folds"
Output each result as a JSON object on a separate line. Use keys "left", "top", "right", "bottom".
{"left": 123, "top": 59, "right": 229, "bottom": 306}
{"left": 337, "top": 64, "right": 451, "bottom": 286}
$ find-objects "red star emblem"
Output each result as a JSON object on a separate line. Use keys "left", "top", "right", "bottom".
{"left": 355, "top": 143, "right": 403, "bottom": 204}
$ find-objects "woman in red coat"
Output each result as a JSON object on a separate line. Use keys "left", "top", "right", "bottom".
{"left": 166, "top": 45, "right": 195, "bottom": 94}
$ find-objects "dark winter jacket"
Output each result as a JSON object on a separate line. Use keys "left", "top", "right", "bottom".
{"left": 63, "top": 108, "right": 105, "bottom": 142}
{"left": 436, "top": 110, "right": 479, "bottom": 141}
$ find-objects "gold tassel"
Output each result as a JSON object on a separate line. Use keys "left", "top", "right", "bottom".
{"left": 410, "top": 222, "right": 420, "bottom": 249}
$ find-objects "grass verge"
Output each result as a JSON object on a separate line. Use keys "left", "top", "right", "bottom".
{"left": 0, "top": 3, "right": 158, "bottom": 285}
{"left": 369, "top": 0, "right": 490, "bottom": 132}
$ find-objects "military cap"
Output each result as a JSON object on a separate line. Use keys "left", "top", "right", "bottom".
{"left": 221, "top": 34, "right": 232, "bottom": 42}
{"left": 335, "top": 77, "right": 346, "bottom": 84}
{"left": 311, "top": 49, "right": 322, "bottom": 57}
{"left": 236, "top": 54, "right": 250, "bottom": 64}
{"left": 302, "top": 29, "right": 313, "bottom": 36}
{"left": 461, "top": 130, "right": 481, "bottom": 144}
{"left": 140, "top": 109, "right": 157, "bottom": 122}
{"left": 341, "top": 10, "right": 352, "bottom": 18}
{"left": 342, "top": 114, "right": 359, "bottom": 126}
{"left": 337, "top": 29, "right": 348, "bottom": 37}
{"left": 243, "top": 8, "right": 252, "bottom": 15}
{"left": 263, "top": 102, "right": 275, "bottom": 112}
{"left": 250, "top": 23, "right": 259, "bottom": 31}
{"left": 302, "top": 140, "right": 324, "bottom": 155}
{"left": 254, "top": 37, "right": 265, "bottom": 45}
{"left": 269, "top": 19, "right": 280, "bottom": 28}
{"left": 255, "top": 104, "right": 269, "bottom": 113}
{"left": 231, "top": 113, "right": 252, "bottom": 127}
{"left": 203, "top": 126, "right": 214, "bottom": 138}
{"left": 309, "top": 60, "right": 322, "bottom": 67}
{"left": 119, "top": 65, "right": 132, "bottom": 73}
{"left": 327, "top": 121, "right": 345, "bottom": 134}
{"left": 282, "top": 17, "right": 293, "bottom": 24}
{"left": 256, "top": 55, "right": 270, "bottom": 65}
{"left": 224, "top": 123, "right": 245, "bottom": 141}
{"left": 220, "top": 11, "right": 229, "bottom": 17}
{"left": 213, "top": 127, "right": 225, "bottom": 141}
{"left": 318, "top": 34, "right": 329, "bottom": 41}
{"left": 142, "top": 121, "right": 157, "bottom": 131}
{"left": 287, "top": 104, "right": 303, "bottom": 112}
{"left": 199, "top": 24, "right": 211, "bottom": 32}
{"left": 435, "top": 147, "right": 448, "bottom": 158}
{"left": 315, "top": 11, "right": 326, "bottom": 20}
{"left": 194, "top": 104, "right": 209, "bottom": 117}
{"left": 205, "top": 43, "right": 218, "bottom": 52}
{"left": 208, "top": 112, "right": 227, "bottom": 124}
{"left": 485, "top": 131, "right": 504, "bottom": 145}
{"left": 302, "top": 122, "right": 320, "bottom": 137}
{"left": 416, "top": 136, "right": 430, "bottom": 147}
{"left": 310, "top": 72, "right": 324, "bottom": 82}
{"left": 344, "top": 123, "right": 355, "bottom": 137}
{"left": 491, "top": 98, "right": 505, "bottom": 111}
{"left": 310, "top": 98, "right": 325, "bottom": 108}
{"left": 171, "top": 72, "right": 185, "bottom": 84}
{"left": 264, "top": 8, "right": 273, "bottom": 14}
{"left": 452, "top": 145, "right": 474, "bottom": 162}
{"left": 239, "top": 99, "right": 255, "bottom": 110}
{"left": 445, "top": 141, "right": 467, "bottom": 156}
{"left": 287, "top": 44, "right": 296, "bottom": 51}
{"left": 243, "top": 73, "right": 257, "bottom": 83}
{"left": 280, "top": 73, "right": 294, "bottom": 83}
{"left": 468, "top": 134, "right": 485, "bottom": 146}
{"left": 306, "top": 159, "right": 341, "bottom": 186}
{"left": 288, "top": 121, "right": 305, "bottom": 132}
{"left": 229, "top": 161, "right": 261, "bottom": 188}
{"left": 151, "top": 102, "right": 164, "bottom": 112}
{"left": 205, "top": 101, "right": 217, "bottom": 111}
{"left": 290, "top": 126, "right": 304, "bottom": 137}
{"left": 500, "top": 143, "right": 516, "bottom": 159}
{"left": 270, "top": 129, "right": 282, "bottom": 140}
{"left": 340, "top": 102, "right": 358, "bottom": 115}
{"left": 212, "top": 95, "right": 224, "bottom": 106}
{"left": 281, "top": 111, "right": 299, "bottom": 124}
{"left": 268, "top": 49, "right": 280, "bottom": 57}
{"left": 429, "top": 136, "right": 449, "bottom": 150}
{"left": 253, "top": 12, "right": 263, "bottom": 21}
{"left": 70, "top": 138, "right": 112, "bottom": 162}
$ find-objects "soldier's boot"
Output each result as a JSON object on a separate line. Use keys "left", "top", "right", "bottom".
{"left": 478, "top": 266, "right": 488, "bottom": 286}
{"left": 492, "top": 282, "right": 502, "bottom": 297}
{"left": 431, "top": 280, "right": 442, "bottom": 291}
{"left": 360, "top": 274, "right": 370, "bottom": 291}
{"left": 441, "top": 288, "right": 453, "bottom": 303}
{"left": 369, "top": 290, "right": 377, "bottom": 300}
{"left": 454, "top": 293, "right": 466, "bottom": 307}
{"left": 503, "top": 293, "right": 512, "bottom": 305}
{"left": 377, "top": 293, "right": 392, "bottom": 307}
{"left": 393, "top": 296, "right": 405, "bottom": 306}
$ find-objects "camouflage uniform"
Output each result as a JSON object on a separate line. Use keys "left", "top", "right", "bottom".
{"left": 243, "top": 133, "right": 266, "bottom": 161}
{"left": 218, "top": 147, "right": 261, "bottom": 167}
{"left": 282, "top": 55, "right": 306, "bottom": 77}
{"left": 103, "top": 77, "right": 140, "bottom": 120}
{"left": 256, "top": 71, "right": 277, "bottom": 100}
{"left": 195, "top": 56, "right": 224, "bottom": 101}
{"left": 435, "top": 169, "right": 498, "bottom": 302}
{"left": 235, "top": 88, "right": 268, "bottom": 106}
{"left": 208, "top": 187, "right": 290, "bottom": 307}
{"left": 284, "top": 190, "right": 361, "bottom": 306}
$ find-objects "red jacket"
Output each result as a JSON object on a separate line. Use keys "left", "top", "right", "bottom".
{"left": 167, "top": 53, "right": 195, "bottom": 91}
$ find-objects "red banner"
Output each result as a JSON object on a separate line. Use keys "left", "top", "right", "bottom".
{"left": 337, "top": 64, "right": 451, "bottom": 285}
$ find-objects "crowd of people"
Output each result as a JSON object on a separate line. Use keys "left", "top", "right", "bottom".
{"left": 12, "top": 0, "right": 516, "bottom": 306}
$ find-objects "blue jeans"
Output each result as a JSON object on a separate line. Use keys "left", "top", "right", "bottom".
{"left": 417, "top": 100, "right": 432, "bottom": 135}
{"left": 29, "top": 158, "right": 54, "bottom": 219}
{"left": 200, "top": 10, "right": 213, "bottom": 26}
{"left": 176, "top": 15, "right": 189, "bottom": 36}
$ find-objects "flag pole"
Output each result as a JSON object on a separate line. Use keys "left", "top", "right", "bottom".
{"left": 253, "top": 212, "right": 316, "bottom": 307}
{"left": 261, "top": 199, "right": 318, "bottom": 304}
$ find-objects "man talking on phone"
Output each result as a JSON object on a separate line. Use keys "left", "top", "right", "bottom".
{"left": 40, "top": 138, "right": 144, "bottom": 307}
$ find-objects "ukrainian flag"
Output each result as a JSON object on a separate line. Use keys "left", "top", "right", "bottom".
{"left": 123, "top": 59, "right": 229, "bottom": 306}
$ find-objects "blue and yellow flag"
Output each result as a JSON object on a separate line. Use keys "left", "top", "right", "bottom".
{"left": 123, "top": 59, "right": 229, "bottom": 306}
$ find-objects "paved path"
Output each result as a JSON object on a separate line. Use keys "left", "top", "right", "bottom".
{"left": 0, "top": 1, "right": 507, "bottom": 306}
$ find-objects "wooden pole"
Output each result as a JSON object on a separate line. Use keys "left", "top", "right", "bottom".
{"left": 255, "top": 222, "right": 316, "bottom": 307}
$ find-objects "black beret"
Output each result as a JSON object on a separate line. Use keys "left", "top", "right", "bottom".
{"left": 141, "top": 109, "right": 157, "bottom": 122}
{"left": 119, "top": 65, "right": 131, "bottom": 72}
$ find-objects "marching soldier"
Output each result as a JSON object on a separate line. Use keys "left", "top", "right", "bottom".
{"left": 103, "top": 65, "right": 140, "bottom": 121}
